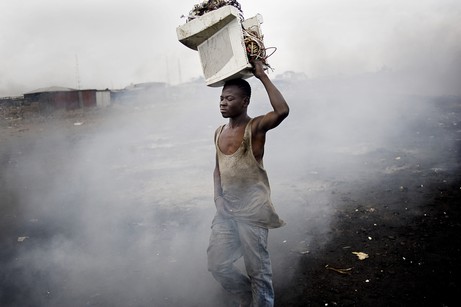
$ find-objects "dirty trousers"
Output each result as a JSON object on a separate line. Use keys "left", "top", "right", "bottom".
{"left": 207, "top": 215, "right": 274, "bottom": 307}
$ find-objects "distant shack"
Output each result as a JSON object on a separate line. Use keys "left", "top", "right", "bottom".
{"left": 24, "top": 86, "right": 111, "bottom": 111}
{"left": 111, "top": 82, "right": 168, "bottom": 103}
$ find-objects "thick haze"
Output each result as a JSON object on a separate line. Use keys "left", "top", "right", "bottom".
{"left": 1, "top": 1, "right": 460, "bottom": 305}
{"left": 1, "top": 0, "right": 460, "bottom": 96}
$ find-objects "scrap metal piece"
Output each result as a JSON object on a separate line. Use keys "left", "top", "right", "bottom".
{"left": 325, "top": 265, "right": 353, "bottom": 275}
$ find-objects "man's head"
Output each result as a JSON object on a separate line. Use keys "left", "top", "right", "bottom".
{"left": 223, "top": 78, "right": 251, "bottom": 100}
{"left": 220, "top": 78, "right": 251, "bottom": 118}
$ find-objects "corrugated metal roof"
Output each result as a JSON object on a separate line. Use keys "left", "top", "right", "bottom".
{"left": 25, "top": 86, "right": 77, "bottom": 94}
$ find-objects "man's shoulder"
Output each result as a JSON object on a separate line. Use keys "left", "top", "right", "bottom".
{"left": 249, "top": 115, "right": 265, "bottom": 132}
{"left": 215, "top": 124, "right": 225, "bottom": 133}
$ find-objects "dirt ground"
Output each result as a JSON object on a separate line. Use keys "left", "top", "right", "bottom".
{"left": 273, "top": 158, "right": 461, "bottom": 306}
{"left": 1, "top": 93, "right": 460, "bottom": 307}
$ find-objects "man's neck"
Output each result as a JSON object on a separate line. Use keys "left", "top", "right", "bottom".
{"left": 228, "top": 114, "right": 250, "bottom": 129}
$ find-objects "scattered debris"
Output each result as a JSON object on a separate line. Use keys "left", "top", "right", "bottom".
{"left": 17, "top": 236, "right": 29, "bottom": 242}
{"left": 352, "top": 252, "right": 369, "bottom": 260}
{"left": 74, "top": 122, "right": 83, "bottom": 126}
{"left": 186, "top": 0, "right": 244, "bottom": 22}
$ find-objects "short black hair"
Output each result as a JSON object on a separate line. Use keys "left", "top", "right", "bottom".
{"left": 223, "top": 78, "right": 251, "bottom": 99}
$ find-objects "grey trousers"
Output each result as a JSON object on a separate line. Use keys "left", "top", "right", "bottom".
{"left": 207, "top": 215, "right": 274, "bottom": 307}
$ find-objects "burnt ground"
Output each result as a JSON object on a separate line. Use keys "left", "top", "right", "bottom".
{"left": 0, "top": 93, "right": 460, "bottom": 307}
{"left": 273, "top": 161, "right": 461, "bottom": 306}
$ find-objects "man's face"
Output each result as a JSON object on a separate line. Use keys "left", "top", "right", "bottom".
{"left": 219, "top": 85, "right": 248, "bottom": 118}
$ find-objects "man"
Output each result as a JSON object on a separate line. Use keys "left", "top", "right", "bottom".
{"left": 207, "top": 60, "right": 289, "bottom": 307}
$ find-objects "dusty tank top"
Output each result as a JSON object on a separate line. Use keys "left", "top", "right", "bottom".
{"left": 216, "top": 119, "right": 285, "bottom": 229}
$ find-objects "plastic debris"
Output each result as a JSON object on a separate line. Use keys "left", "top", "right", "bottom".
{"left": 17, "top": 236, "right": 29, "bottom": 242}
{"left": 352, "top": 252, "right": 369, "bottom": 260}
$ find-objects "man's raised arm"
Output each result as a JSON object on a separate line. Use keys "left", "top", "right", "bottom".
{"left": 252, "top": 60, "right": 289, "bottom": 132}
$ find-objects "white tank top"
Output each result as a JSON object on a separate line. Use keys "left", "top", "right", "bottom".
{"left": 216, "top": 119, "right": 285, "bottom": 228}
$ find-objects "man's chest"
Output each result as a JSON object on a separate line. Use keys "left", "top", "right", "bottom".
{"left": 218, "top": 127, "right": 246, "bottom": 155}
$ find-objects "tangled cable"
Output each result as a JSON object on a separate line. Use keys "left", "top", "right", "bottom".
{"left": 243, "top": 26, "right": 276, "bottom": 69}
{"left": 187, "top": 0, "right": 244, "bottom": 22}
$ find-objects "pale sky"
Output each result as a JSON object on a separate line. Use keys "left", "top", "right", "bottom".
{"left": 1, "top": 0, "right": 460, "bottom": 96}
